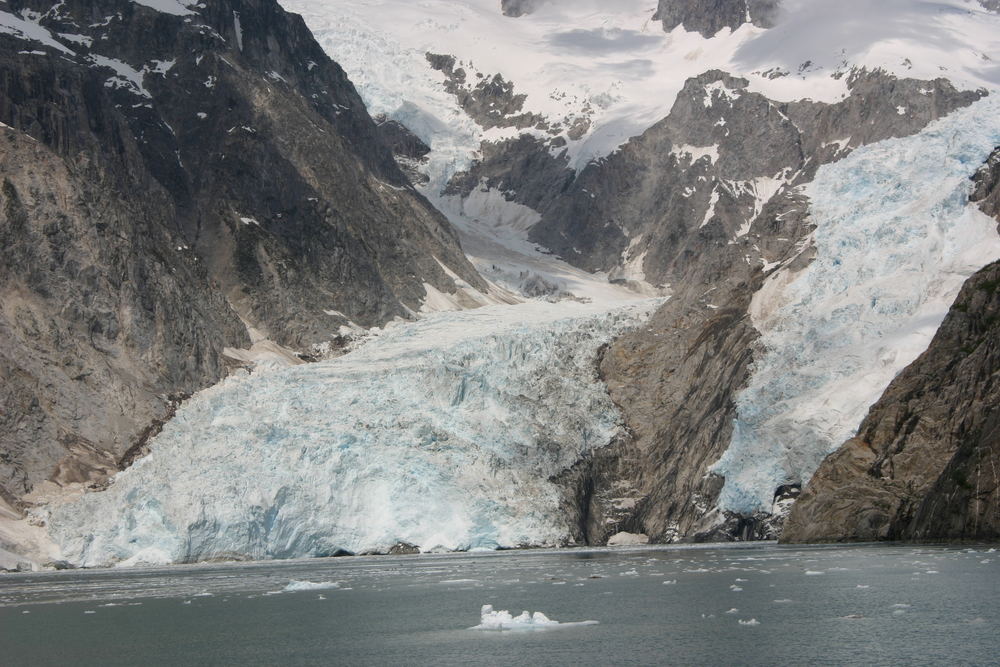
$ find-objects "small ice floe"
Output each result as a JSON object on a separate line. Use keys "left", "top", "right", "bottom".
{"left": 84, "top": 610, "right": 96, "bottom": 615}
{"left": 893, "top": 609, "right": 907, "bottom": 616}
{"left": 283, "top": 580, "right": 341, "bottom": 592}
{"left": 804, "top": 571, "right": 824, "bottom": 576}
{"left": 470, "top": 605, "right": 598, "bottom": 631}
{"left": 735, "top": 578, "right": 748, "bottom": 582}
{"left": 738, "top": 618, "right": 760, "bottom": 626}
{"left": 892, "top": 604, "right": 911, "bottom": 609}
{"left": 317, "top": 595, "right": 326, "bottom": 600}
{"left": 193, "top": 591, "right": 213, "bottom": 597}
{"left": 440, "top": 579, "right": 479, "bottom": 585}
{"left": 725, "top": 608, "right": 739, "bottom": 614}
{"left": 856, "top": 585, "right": 870, "bottom": 589}
{"left": 842, "top": 614, "right": 864, "bottom": 619}
{"left": 662, "top": 580, "right": 677, "bottom": 585}
{"left": 619, "top": 569, "right": 639, "bottom": 576}
{"left": 21, "top": 610, "right": 29, "bottom": 614}
{"left": 730, "top": 585, "right": 743, "bottom": 592}
{"left": 773, "top": 599, "right": 793, "bottom": 604}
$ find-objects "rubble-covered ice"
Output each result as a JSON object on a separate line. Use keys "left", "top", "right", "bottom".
{"left": 711, "top": 94, "right": 1000, "bottom": 514}
{"left": 46, "top": 299, "right": 659, "bottom": 567}
{"left": 471, "top": 604, "right": 598, "bottom": 631}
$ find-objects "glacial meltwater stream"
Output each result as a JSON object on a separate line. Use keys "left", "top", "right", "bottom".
{"left": 1, "top": 543, "right": 998, "bottom": 666}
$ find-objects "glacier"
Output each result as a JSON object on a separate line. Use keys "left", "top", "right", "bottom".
{"left": 46, "top": 299, "right": 659, "bottom": 567}
{"left": 711, "top": 94, "right": 1000, "bottom": 514}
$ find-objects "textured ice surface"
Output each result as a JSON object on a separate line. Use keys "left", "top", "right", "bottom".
{"left": 47, "top": 300, "right": 659, "bottom": 567}
{"left": 471, "top": 604, "right": 598, "bottom": 631}
{"left": 712, "top": 95, "right": 1000, "bottom": 514}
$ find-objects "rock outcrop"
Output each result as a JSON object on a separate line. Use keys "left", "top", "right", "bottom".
{"left": 654, "top": 0, "right": 780, "bottom": 37}
{"left": 972, "top": 147, "right": 1000, "bottom": 223}
{"left": 782, "top": 257, "right": 1000, "bottom": 543}
{"left": 0, "top": 0, "right": 484, "bottom": 504}
{"left": 500, "top": 0, "right": 546, "bottom": 18}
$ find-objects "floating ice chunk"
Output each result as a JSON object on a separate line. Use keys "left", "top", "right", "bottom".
{"left": 283, "top": 580, "right": 341, "bottom": 592}
{"left": 891, "top": 604, "right": 911, "bottom": 609}
{"left": 856, "top": 585, "right": 870, "bottom": 589}
{"left": 725, "top": 608, "right": 739, "bottom": 614}
{"left": 662, "top": 580, "right": 677, "bottom": 585}
{"left": 471, "top": 605, "right": 598, "bottom": 631}
{"left": 738, "top": 618, "right": 760, "bottom": 626}
{"left": 804, "top": 571, "right": 824, "bottom": 576}
{"left": 439, "top": 579, "right": 479, "bottom": 585}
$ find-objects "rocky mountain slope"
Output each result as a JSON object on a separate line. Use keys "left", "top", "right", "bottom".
{"left": 783, "top": 154, "right": 1000, "bottom": 543}
{"left": 0, "top": 0, "right": 486, "bottom": 511}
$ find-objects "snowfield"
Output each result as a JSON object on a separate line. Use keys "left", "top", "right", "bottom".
{"left": 47, "top": 299, "right": 660, "bottom": 567}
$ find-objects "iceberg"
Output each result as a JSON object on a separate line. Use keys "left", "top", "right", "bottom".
{"left": 282, "top": 580, "right": 341, "bottom": 592}
{"left": 470, "top": 604, "right": 598, "bottom": 631}
{"left": 46, "top": 299, "right": 659, "bottom": 567}
{"left": 712, "top": 95, "right": 1000, "bottom": 514}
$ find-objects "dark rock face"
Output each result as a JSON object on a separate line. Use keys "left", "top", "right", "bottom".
{"left": 374, "top": 115, "right": 431, "bottom": 185}
{"left": 980, "top": 0, "right": 1000, "bottom": 13}
{"left": 971, "top": 146, "right": 1000, "bottom": 224}
{"left": 654, "top": 0, "right": 781, "bottom": 37}
{"left": 448, "top": 69, "right": 982, "bottom": 543}
{"left": 426, "top": 53, "right": 548, "bottom": 131}
{"left": 783, "top": 258, "right": 1000, "bottom": 543}
{"left": 0, "top": 0, "right": 484, "bottom": 501}
{"left": 501, "top": 0, "right": 546, "bottom": 18}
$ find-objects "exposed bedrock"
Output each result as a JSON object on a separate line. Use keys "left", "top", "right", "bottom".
{"left": 654, "top": 0, "right": 781, "bottom": 37}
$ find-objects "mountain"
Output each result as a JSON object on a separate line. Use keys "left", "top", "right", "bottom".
{"left": 0, "top": 0, "right": 489, "bottom": 526}
{"left": 3, "top": 0, "right": 1000, "bottom": 567}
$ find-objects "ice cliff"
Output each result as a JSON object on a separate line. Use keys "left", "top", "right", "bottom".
{"left": 47, "top": 300, "right": 658, "bottom": 567}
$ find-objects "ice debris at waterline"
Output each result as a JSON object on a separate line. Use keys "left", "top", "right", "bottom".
{"left": 46, "top": 300, "right": 660, "bottom": 567}
{"left": 711, "top": 94, "right": 1000, "bottom": 514}
{"left": 470, "top": 605, "right": 599, "bottom": 631}
{"left": 283, "top": 581, "right": 342, "bottom": 592}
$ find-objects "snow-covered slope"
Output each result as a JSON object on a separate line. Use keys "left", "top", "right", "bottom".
{"left": 281, "top": 0, "right": 1000, "bottom": 177}
{"left": 47, "top": 299, "right": 660, "bottom": 566}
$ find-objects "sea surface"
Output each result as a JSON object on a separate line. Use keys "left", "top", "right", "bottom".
{"left": 1, "top": 543, "right": 997, "bottom": 666}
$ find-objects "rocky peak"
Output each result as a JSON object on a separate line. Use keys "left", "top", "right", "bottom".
{"left": 654, "top": 0, "right": 780, "bottom": 37}
{"left": 500, "top": 0, "right": 546, "bottom": 18}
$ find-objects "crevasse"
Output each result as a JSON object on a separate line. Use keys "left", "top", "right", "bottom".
{"left": 47, "top": 300, "right": 659, "bottom": 567}
{"left": 712, "top": 94, "right": 1000, "bottom": 514}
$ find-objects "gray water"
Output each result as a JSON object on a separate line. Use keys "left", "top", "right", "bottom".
{"left": 1, "top": 543, "right": 997, "bottom": 666}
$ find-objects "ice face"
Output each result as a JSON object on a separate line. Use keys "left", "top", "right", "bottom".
{"left": 47, "top": 300, "right": 659, "bottom": 567}
{"left": 711, "top": 95, "right": 1000, "bottom": 514}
